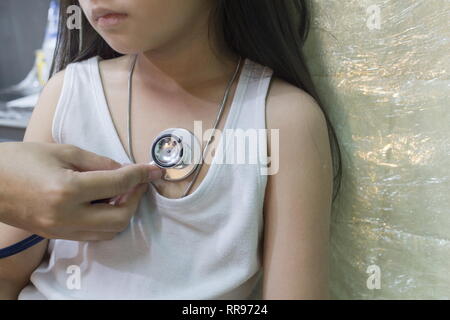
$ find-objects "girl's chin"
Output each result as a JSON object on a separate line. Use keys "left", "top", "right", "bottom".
{"left": 101, "top": 39, "right": 144, "bottom": 55}
{"left": 99, "top": 33, "right": 160, "bottom": 55}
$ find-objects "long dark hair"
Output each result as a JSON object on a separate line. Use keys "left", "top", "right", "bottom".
{"left": 52, "top": 0, "right": 342, "bottom": 202}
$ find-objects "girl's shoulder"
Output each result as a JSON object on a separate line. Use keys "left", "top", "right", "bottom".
{"left": 26, "top": 54, "right": 127, "bottom": 143}
{"left": 266, "top": 77, "right": 325, "bottom": 128}
{"left": 265, "top": 75, "right": 331, "bottom": 169}
{"left": 24, "top": 68, "right": 67, "bottom": 143}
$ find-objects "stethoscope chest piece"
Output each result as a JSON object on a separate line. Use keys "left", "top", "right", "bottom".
{"left": 149, "top": 128, "right": 202, "bottom": 181}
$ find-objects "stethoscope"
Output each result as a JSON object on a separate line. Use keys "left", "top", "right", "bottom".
{"left": 148, "top": 127, "right": 203, "bottom": 181}
{"left": 0, "top": 55, "right": 242, "bottom": 259}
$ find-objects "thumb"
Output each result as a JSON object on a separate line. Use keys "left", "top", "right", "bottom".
{"left": 76, "top": 163, "right": 163, "bottom": 202}
{"left": 118, "top": 163, "right": 164, "bottom": 185}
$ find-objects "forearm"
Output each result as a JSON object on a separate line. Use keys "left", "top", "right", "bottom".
{"left": 0, "top": 143, "right": 23, "bottom": 225}
{"left": 0, "top": 280, "right": 25, "bottom": 300}
{"left": 0, "top": 223, "right": 48, "bottom": 299}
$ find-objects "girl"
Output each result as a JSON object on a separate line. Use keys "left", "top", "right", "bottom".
{"left": 0, "top": 0, "right": 340, "bottom": 299}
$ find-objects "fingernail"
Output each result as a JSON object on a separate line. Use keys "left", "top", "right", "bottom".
{"left": 148, "top": 169, "right": 163, "bottom": 180}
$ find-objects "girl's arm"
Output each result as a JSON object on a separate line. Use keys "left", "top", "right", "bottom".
{"left": 0, "top": 70, "right": 65, "bottom": 299}
{"left": 262, "top": 79, "right": 333, "bottom": 299}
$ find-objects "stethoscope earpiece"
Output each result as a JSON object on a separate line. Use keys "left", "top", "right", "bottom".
{"left": 149, "top": 128, "right": 202, "bottom": 182}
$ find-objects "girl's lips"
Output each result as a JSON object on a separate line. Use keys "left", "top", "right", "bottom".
{"left": 96, "top": 13, "right": 128, "bottom": 28}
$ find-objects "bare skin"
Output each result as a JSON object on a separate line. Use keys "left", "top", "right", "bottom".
{"left": 0, "top": 0, "right": 333, "bottom": 299}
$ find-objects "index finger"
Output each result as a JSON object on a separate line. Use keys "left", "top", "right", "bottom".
{"left": 56, "top": 144, "right": 122, "bottom": 171}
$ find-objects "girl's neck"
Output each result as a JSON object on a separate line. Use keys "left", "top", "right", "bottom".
{"left": 133, "top": 24, "right": 239, "bottom": 93}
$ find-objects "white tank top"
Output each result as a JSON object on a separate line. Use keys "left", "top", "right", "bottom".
{"left": 19, "top": 56, "right": 274, "bottom": 300}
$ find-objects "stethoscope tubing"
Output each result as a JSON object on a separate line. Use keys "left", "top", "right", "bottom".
{"left": 0, "top": 234, "right": 45, "bottom": 259}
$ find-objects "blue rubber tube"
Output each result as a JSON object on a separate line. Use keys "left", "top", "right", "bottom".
{"left": 0, "top": 235, "right": 45, "bottom": 259}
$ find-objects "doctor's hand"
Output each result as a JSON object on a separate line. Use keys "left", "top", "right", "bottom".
{"left": 0, "top": 142, "right": 163, "bottom": 240}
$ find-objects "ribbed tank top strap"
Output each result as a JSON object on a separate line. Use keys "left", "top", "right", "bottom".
{"left": 237, "top": 59, "right": 274, "bottom": 130}
{"left": 234, "top": 59, "right": 274, "bottom": 179}
{"left": 51, "top": 62, "right": 77, "bottom": 144}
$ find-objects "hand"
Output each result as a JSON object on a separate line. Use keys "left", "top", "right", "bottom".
{"left": 0, "top": 142, "right": 163, "bottom": 241}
